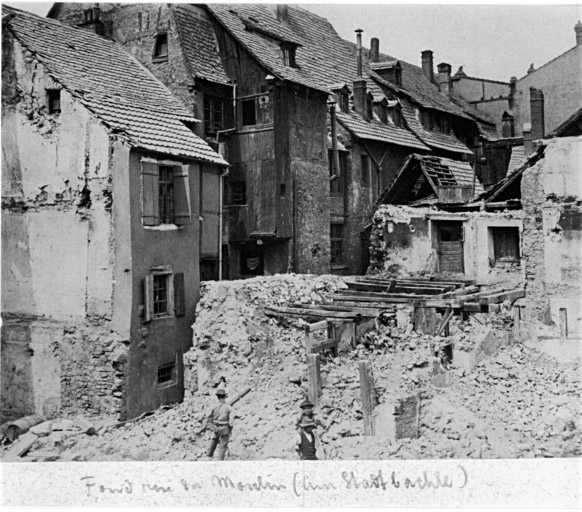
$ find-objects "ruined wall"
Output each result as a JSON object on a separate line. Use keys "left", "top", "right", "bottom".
{"left": 521, "top": 136, "right": 582, "bottom": 334}
{"left": 370, "top": 205, "right": 524, "bottom": 286}
{"left": 514, "top": 45, "right": 582, "bottom": 136}
{"left": 1, "top": 38, "right": 130, "bottom": 421}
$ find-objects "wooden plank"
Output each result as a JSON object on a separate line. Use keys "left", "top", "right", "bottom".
{"left": 321, "top": 300, "right": 397, "bottom": 311}
{"left": 463, "top": 302, "right": 485, "bottom": 312}
{"left": 478, "top": 289, "right": 525, "bottom": 305}
{"left": 229, "top": 387, "right": 252, "bottom": 406}
{"left": 3, "top": 432, "right": 37, "bottom": 461}
{"left": 305, "top": 320, "right": 328, "bottom": 332}
{"left": 307, "top": 355, "right": 321, "bottom": 407}
{"left": 440, "top": 285, "right": 480, "bottom": 297}
{"left": 314, "top": 304, "right": 388, "bottom": 316}
{"left": 393, "top": 285, "right": 453, "bottom": 295}
{"left": 359, "top": 361, "right": 376, "bottom": 436}
{"left": 335, "top": 290, "right": 439, "bottom": 300}
{"left": 310, "top": 339, "right": 339, "bottom": 355}
{"left": 435, "top": 307, "right": 454, "bottom": 337}
{"left": 264, "top": 306, "right": 359, "bottom": 319}
{"left": 412, "top": 299, "right": 464, "bottom": 308}
{"left": 345, "top": 281, "right": 391, "bottom": 292}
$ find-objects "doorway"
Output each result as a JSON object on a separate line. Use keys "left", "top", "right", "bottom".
{"left": 436, "top": 221, "right": 464, "bottom": 273}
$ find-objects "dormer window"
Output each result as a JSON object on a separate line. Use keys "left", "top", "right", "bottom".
{"left": 153, "top": 33, "right": 168, "bottom": 61}
{"left": 370, "top": 60, "right": 402, "bottom": 87}
{"left": 281, "top": 43, "right": 297, "bottom": 68}
{"left": 47, "top": 89, "right": 61, "bottom": 114}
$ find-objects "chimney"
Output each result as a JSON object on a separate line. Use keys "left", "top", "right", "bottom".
{"left": 530, "top": 87, "right": 545, "bottom": 140}
{"left": 575, "top": 21, "right": 582, "bottom": 46}
{"left": 501, "top": 113, "right": 515, "bottom": 138}
{"left": 79, "top": 4, "right": 104, "bottom": 36}
{"left": 353, "top": 29, "right": 369, "bottom": 120}
{"left": 277, "top": 4, "right": 288, "bottom": 23}
{"left": 370, "top": 37, "right": 379, "bottom": 63}
{"left": 509, "top": 76, "right": 517, "bottom": 110}
{"left": 421, "top": 50, "right": 434, "bottom": 83}
{"left": 437, "top": 62, "right": 452, "bottom": 97}
{"left": 527, "top": 63, "right": 536, "bottom": 74}
{"left": 523, "top": 123, "right": 532, "bottom": 155}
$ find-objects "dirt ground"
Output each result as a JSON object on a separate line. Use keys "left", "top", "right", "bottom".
{"left": 2, "top": 274, "right": 581, "bottom": 462}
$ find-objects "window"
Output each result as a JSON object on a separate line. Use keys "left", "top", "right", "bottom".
{"left": 153, "top": 33, "right": 168, "bottom": 60}
{"left": 338, "top": 92, "right": 349, "bottom": 113}
{"left": 490, "top": 227, "right": 520, "bottom": 264}
{"left": 158, "top": 166, "right": 174, "bottom": 224}
{"left": 157, "top": 363, "right": 176, "bottom": 385}
{"left": 230, "top": 181, "right": 247, "bottom": 205}
{"left": 366, "top": 97, "right": 373, "bottom": 120}
{"left": 329, "top": 150, "right": 346, "bottom": 196}
{"left": 141, "top": 161, "right": 191, "bottom": 227}
{"left": 392, "top": 108, "right": 404, "bottom": 128}
{"left": 361, "top": 154, "right": 370, "bottom": 187}
{"left": 47, "top": 90, "right": 61, "bottom": 114}
{"left": 143, "top": 271, "right": 185, "bottom": 322}
{"left": 153, "top": 274, "right": 169, "bottom": 316}
{"left": 330, "top": 223, "right": 345, "bottom": 266}
{"left": 204, "top": 96, "right": 224, "bottom": 135}
{"left": 242, "top": 99, "right": 257, "bottom": 126}
{"left": 281, "top": 44, "right": 297, "bottom": 68}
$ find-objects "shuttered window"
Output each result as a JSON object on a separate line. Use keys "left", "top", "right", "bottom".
{"left": 143, "top": 269, "right": 183, "bottom": 322}
{"left": 141, "top": 161, "right": 191, "bottom": 227}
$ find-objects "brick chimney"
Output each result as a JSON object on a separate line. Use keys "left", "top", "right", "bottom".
{"left": 421, "top": 50, "right": 434, "bottom": 83}
{"left": 508, "top": 76, "right": 517, "bottom": 110}
{"left": 79, "top": 4, "right": 104, "bottom": 36}
{"left": 437, "top": 62, "right": 452, "bottom": 97}
{"left": 353, "top": 29, "right": 369, "bottom": 120}
{"left": 267, "top": 4, "right": 288, "bottom": 23}
{"left": 501, "top": 112, "right": 515, "bottom": 138}
{"left": 370, "top": 37, "right": 379, "bottom": 63}
{"left": 530, "top": 87, "right": 545, "bottom": 139}
{"left": 523, "top": 123, "right": 532, "bottom": 155}
{"left": 575, "top": 21, "right": 582, "bottom": 46}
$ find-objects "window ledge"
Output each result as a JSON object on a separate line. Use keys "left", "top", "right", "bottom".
{"left": 331, "top": 264, "right": 348, "bottom": 270}
{"left": 152, "top": 56, "right": 169, "bottom": 63}
{"left": 157, "top": 381, "right": 177, "bottom": 390}
{"left": 144, "top": 224, "right": 183, "bottom": 231}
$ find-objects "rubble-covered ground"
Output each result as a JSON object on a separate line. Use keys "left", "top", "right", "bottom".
{"left": 2, "top": 274, "right": 581, "bottom": 462}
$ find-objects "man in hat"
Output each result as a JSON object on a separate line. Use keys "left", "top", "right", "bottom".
{"left": 295, "top": 399, "right": 325, "bottom": 431}
{"left": 205, "top": 389, "right": 233, "bottom": 460}
{"left": 296, "top": 417, "right": 318, "bottom": 460}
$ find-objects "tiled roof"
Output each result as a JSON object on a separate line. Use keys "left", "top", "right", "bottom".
{"left": 3, "top": 6, "right": 227, "bottom": 165}
{"left": 425, "top": 156, "right": 484, "bottom": 196}
{"left": 507, "top": 146, "right": 525, "bottom": 176}
{"left": 336, "top": 110, "right": 429, "bottom": 151}
{"left": 173, "top": 5, "right": 230, "bottom": 85}
{"left": 400, "top": 99, "right": 473, "bottom": 155}
{"left": 549, "top": 106, "right": 582, "bottom": 137}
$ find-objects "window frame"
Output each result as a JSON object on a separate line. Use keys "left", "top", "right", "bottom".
{"left": 143, "top": 267, "right": 185, "bottom": 322}
{"left": 153, "top": 32, "right": 169, "bottom": 61}
{"left": 330, "top": 223, "right": 345, "bottom": 266}
{"left": 489, "top": 226, "right": 521, "bottom": 265}
{"left": 229, "top": 181, "right": 247, "bottom": 206}
{"left": 158, "top": 165, "right": 175, "bottom": 225}
{"left": 157, "top": 361, "right": 177, "bottom": 388}
{"left": 47, "top": 89, "right": 61, "bottom": 115}
{"left": 204, "top": 96, "right": 225, "bottom": 135}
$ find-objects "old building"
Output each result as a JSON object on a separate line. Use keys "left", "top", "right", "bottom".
{"left": 452, "top": 22, "right": 582, "bottom": 139}
{"left": 1, "top": 6, "right": 227, "bottom": 421}
{"left": 50, "top": 3, "right": 498, "bottom": 278}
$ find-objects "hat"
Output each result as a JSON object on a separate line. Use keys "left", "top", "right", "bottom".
{"left": 216, "top": 389, "right": 227, "bottom": 397}
{"left": 300, "top": 400, "right": 313, "bottom": 409}
{"left": 299, "top": 418, "right": 316, "bottom": 428}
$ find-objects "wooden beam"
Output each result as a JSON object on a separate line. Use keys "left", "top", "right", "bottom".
{"left": 435, "top": 307, "right": 454, "bottom": 337}
{"left": 307, "top": 354, "right": 322, "bottom": 407}
{"left": 359, "top": 361, "right": 376, "bottom": 436}
{"left": 264, "top": 306, "right": 360, "bottom": 320}
{"left": 477, "top": 289, "right": 525, "bottom": 305}
{"left": 304, "top": 320, "right": 328, "bottom": 332}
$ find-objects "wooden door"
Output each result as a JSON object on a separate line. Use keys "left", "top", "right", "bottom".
{"left": 437, "top": 222, "right": 464, "bottom": 273}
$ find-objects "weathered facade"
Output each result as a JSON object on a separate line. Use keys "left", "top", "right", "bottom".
{"left": 1, "top": 7, "right": 227, "bottom": 421}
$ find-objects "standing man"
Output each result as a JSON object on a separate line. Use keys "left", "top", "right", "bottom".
{"left": 296, "top": 418, "right": 318, "bottom": 460}
{"left": 296, "top": 399, "right": 325, "bottom": 430}
{"left": 205, "top": 389, "right": 233, "bottom": 460}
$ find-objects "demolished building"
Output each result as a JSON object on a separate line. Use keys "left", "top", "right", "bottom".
{"left": 1, "top": 6, "right": 228, "bottom": 422}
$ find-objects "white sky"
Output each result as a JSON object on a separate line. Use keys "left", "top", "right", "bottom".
{"left": 4, "top": 1, "right": 582, "bottom": 82}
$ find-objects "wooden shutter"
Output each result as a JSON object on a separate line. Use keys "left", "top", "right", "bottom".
{"left": 141, "top": 162, "right": 159, "bottom": 226}
{"left": 174, "top": 272, "right": 185, "bottom": 316}
{"left": 173, "top": 165, "right": 192, "bottom": 225}
{"left": 143, "top": 274, "right": 154, "bottom": 322}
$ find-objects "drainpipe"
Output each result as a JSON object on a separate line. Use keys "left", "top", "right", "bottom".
{"left": 218, "top": 164, "right": 229, "bottom": 280}
{"left": 329, "top": 100, "right": 341, "bottom": 181}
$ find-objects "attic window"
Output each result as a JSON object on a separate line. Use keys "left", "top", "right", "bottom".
{"left": 153, "top": 33, "right": 168, "bottom": 60}
{"left": 392, "top": 108, "right": 404, "bottom": 128}
{"left": 47, "top": 90, "right": 61, "bottom": 114}
{"left": 281, "top": 44, "right": 296, "bottom": 68}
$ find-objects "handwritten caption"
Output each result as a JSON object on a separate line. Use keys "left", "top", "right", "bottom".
{"left": 80, "top": 465, "right": 468, "bottom": 499}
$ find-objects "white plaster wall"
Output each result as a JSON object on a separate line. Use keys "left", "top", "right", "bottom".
{"left": 542, "top": 136, "right": 582, "bottom": 198}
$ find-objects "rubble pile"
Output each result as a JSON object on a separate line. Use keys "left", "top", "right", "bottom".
{"left": 2, "top": 274, "right": 580, "bottom": 462}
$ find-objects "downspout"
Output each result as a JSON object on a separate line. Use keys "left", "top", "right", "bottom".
{"left": 329, "top": 100, "right": 342, "bottom": 183}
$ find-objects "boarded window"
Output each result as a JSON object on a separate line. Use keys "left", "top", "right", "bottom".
{"left": 242, "top": 99, "right": 257, "bottom": 126}
{"left": 204, "top": 96, "right": 224, "bottom": 134}
{"left": 47, "top": 89, "right": 61, "bottom": 114}
{"left": 491, "top": 227, "right": 520, "bottom": 263}
{"left": 330, "top": 223, "right": 345, "bottom": 266}
{"left": 153, "top": 33, "right": 168, "bottom": 59}
{"left": 361, "top": 154, "right": 370, "bottom": 187}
